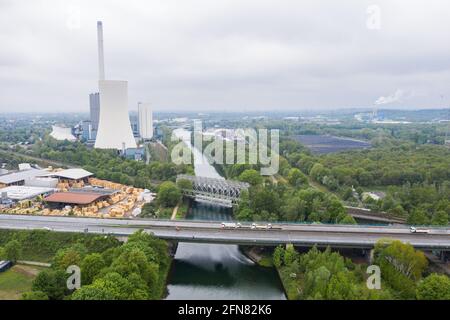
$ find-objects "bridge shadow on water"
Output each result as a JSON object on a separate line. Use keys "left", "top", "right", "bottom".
{"left": 165, "top": 202, "right": 286, "bottom": 300}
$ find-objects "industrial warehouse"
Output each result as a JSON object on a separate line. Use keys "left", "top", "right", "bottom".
{"left": 0, "top": 164, "right": 154, "bottom": 218}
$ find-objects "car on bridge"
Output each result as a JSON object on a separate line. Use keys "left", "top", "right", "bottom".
{"left": 251, "top": 223, "right": 273, "bottom": 230}
{"left": 221, "top": 222, "right": 242, "bottom": 229}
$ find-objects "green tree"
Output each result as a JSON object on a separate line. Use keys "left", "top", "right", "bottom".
{"left": 416, "top": 273, "right": 450, "bottom": 300}
{"left": 431, "top": 210, "right": 448, "bottom": 226}
{"left": 273, "top": 246, "right": 284, "bottom": 268}
{"left": 374, "top": 239, "right": 428, "bottom": 299}
{"left": 157, "top": 181, "right": 181, "bottom": 207}
{"left": 325, "top": 272, "right": 360, "bottom": 300}
{"left": 109, "top": 247, "right": 159, "bottom": 298}
{"left": 339, "top": 215, "right": 357, "bottom": 225}
{"left": 81, "top": 253, "right": 106, "bottom": 285}
{"left": 238, "top": 169, "right": 263, "bottom": 186}
{"left": 21, "top": 291, "right": 49, "bottom": 300}
{"left": 309, "top": 163, "right": 327, "bottom": 182}
{"left": 407, "top": 209, "right": 430, "bottom": 225}
{"left": 4, "top": 240, "right": 22, "bottom": 263}
{"left": 283, "top": 245, "right": 298, "bottom": 266}
{"left": 52, "top": 244, "right": 87, "bottom": 271}
{"left": 177, "top": 178, "right": 193, "bottom": 190}
{"left": 235, "top": 207, "right": 254, "bottom": 221}
{"left": 32, "top": 269, "right": 68, "bottom": 300}
{"left": 287, "top": 168, "right": 308, "bottom": 187}
{"left": 71, "top": 272, "right": 149, "bottom": 300}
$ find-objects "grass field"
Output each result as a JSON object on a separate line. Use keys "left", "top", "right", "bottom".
{"left": 0, "top": 265, "right": 43, "bottom": 300}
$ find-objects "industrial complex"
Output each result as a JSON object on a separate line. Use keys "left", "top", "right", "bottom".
{"left": 0, "top": 164, "right": 154, "bottom": 218}
{"left": 52, "top": 21, "right": 154, "bottom": 159}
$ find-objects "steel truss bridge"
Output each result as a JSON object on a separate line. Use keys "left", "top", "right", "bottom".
{"left": 176, "top": 174, "right": 250, "bottom": 206}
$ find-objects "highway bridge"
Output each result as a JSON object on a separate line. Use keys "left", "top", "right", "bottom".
{"left": 0, "top": 214, "right": 449, "bottom": 251}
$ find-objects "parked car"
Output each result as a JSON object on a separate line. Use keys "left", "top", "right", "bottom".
{"left": 0, "top": 260, "right": 13, "bottom": 273}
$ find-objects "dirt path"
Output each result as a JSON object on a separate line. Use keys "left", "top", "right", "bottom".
{"left": 11, "top": 264, "right": 44, "bottom": 277}
{"left": 170, "top": 204, "right": 179, "bottom": 220}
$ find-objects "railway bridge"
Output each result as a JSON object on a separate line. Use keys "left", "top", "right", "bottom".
{"left": 176, "top": 174, "right": 250, "bottom": 206}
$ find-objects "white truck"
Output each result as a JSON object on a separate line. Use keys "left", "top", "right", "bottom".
{"left": 221, "top": 222, "right": 242, "bottom": 229}
{"left": 410, "top": 226, "right": 430, "bottom": 234}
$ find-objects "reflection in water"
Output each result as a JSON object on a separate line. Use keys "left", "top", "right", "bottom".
{"left": 166, "top": 199, "right": 286, "bottom": 300}
{"left": 166, "top": 129, "right": 285, "bottom": 300}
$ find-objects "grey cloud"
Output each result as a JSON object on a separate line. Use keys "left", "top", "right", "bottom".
{"left": 1, "top": 0, "right": 450, "bottom": 112}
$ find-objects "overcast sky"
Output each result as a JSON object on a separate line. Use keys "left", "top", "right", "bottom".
{"left": 1, "top": 0, "right": 450, "bottom": 113}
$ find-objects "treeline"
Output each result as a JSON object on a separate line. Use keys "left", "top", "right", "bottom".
{"left": 22, "top": 137, "right": 193, "bottom": 189}
{"left": 0, "top": 150, "right": 42, "bottom": 170}
{"left": 266, "top": 120, "right": 450, "bottom": 145}
{"left": 308, "top": 144, "right": 450, "bottom": 187}
{"left": 8, "top": 230, "right": 171, "bottom": 300}
{"left": 274, "top": 240, "right": 450, "bottom": 300}
{"left": 0, "top": 229, "right": 120, "bottom": 262}
{"left": 0, "top": 123, "right": 46, "bottom": 145}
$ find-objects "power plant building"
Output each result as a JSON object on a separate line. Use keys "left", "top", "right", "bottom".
{"left": 138, "top": 103, "right": 153, "bottom": 140}
{"left": 89, "top": 92, "right": 100, "bottom": 138}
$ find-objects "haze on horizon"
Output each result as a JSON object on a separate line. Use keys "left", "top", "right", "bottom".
{"left": 1, "top": 0, "right": 450, "bottom": 113}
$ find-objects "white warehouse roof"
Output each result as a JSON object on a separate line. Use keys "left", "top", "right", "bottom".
{"left": 0, "top": 186, "right": 55, "bottom": 201}
{"left": 40, "top": 168, "right": 93, "bottom": 180}
{"left": 0, "top": 169, "right": 50, "bottom": 185}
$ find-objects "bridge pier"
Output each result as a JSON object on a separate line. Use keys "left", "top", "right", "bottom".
{"left": 362, "top": 249, "right": 375, "bottom": 264}
{"left": 168, "top": 241, "right": 179, "bottom": 257}
{"left": 438, "top": 250, "right": 449, "bottom": 263}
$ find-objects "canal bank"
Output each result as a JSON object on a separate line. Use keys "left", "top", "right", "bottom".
{"left": 165, "top": 129, "right": 286, "bottom": 300}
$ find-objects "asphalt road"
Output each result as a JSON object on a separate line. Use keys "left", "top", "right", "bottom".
{"left": 0, "top": 214, "right": 449, "bottom": 250}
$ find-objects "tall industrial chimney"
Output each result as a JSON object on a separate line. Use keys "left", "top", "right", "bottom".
{"left": 97, "top": 21, "right": 105, "bottom": 80}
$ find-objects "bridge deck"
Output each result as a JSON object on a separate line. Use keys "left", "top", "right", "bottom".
{"left": 0, "top": 215, "right": 449, "bottom": 250}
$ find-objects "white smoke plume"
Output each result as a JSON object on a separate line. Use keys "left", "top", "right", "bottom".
{"left": 375, "top": 89, "right": 404, "bottom": 105}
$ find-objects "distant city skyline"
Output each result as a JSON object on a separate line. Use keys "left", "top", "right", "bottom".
{"left": 1, "top": 0, "right": 450, "bottom": 113}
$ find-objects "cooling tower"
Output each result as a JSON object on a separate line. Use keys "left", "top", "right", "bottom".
{"left": 94, "top": 80, "right": 137, "bottom": 149}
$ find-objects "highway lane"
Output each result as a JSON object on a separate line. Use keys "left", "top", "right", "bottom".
{"left": 0, "top": 214, "right": 449, "bottom": 249}
{"left": 0, "top": 214, "right": 448, "bottom": 234}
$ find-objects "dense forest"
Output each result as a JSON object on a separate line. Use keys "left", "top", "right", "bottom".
{"left": 279, "top": 138, "right": 450, "bottom": 225}
{"left": 274, "top": 240, "right": 450, "bottom": 300}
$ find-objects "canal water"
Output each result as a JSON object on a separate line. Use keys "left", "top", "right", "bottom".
{"left": 165, "top": 129, "right": 286, "bottom": 300}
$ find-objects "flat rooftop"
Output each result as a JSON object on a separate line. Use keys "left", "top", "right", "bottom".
{"left": 43, "top": 192, "right": 106, "bottom": 205}
{"left": 0, "top": 186, "right": 56, "bottom": 201}
{"left": 0, "top": 169, "right": 50, "bottom": 185}
{"left": 68, "top": 186, "right": 118, "bottom": 196}
{"left": 40, "top": 168, "right": 93, "bottom": 180}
